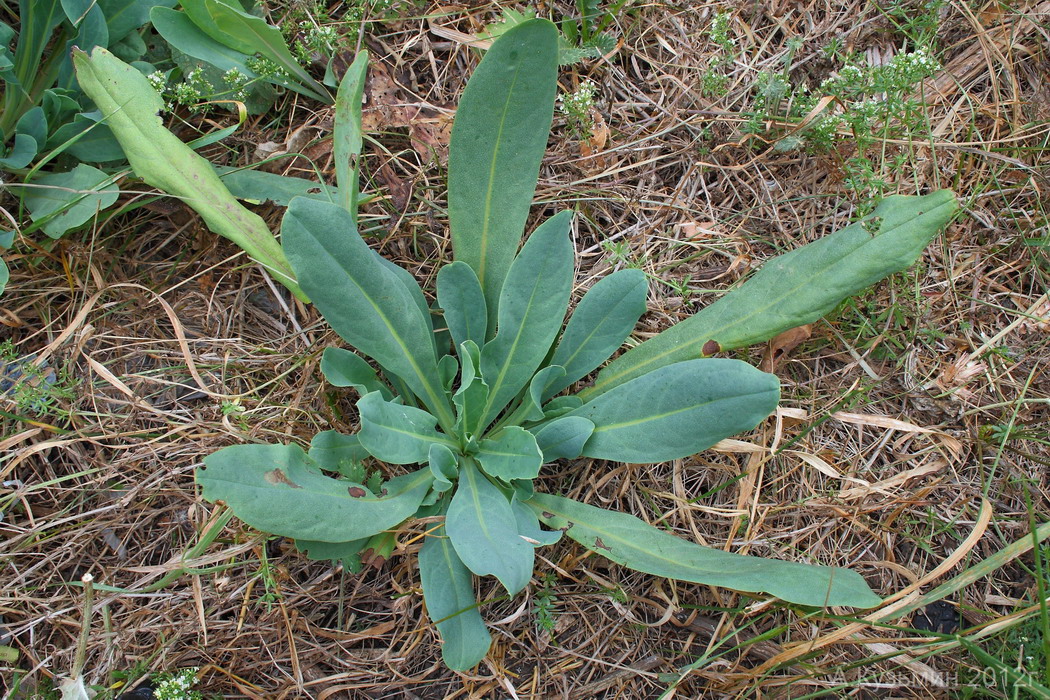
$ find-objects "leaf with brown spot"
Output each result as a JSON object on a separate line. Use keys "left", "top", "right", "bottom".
{"left": 594, "top": 537, "right": 611, "bottom": 551}
{"left": 347, "top": 486, "right": 367, "bottom": 498}
{"left": 701, "top": 339, "right": 721, "bottom": 356}
{"left": 199, "top": 444, "right": 433, "bottom": 542}
{"left": 265, "top": 468, "right": 302, "bottom": 489}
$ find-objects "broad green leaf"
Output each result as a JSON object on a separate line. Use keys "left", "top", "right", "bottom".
{"left": 571, "top": 358, "right": 780, "bottom": 463}
{"left": 57, "top": 3, "right": 109, "bottom": 90}
{"left": 0, "top": 133, "right": 38, "bottom": 168}
{"left": 0, "top": 258, "right": 8, "bottom": 295}
{"left": 214, "top": 165, "right": 338, "bottom": 206}
{"left": 532, "top": 415, "right": 594, "bottom": 462}
{"left": 448, "top": 19, "right": 559, "bottom": 327}
{"left": 527, "top": 492, "right": 882, "bottom": 608}
{"left": 376, "top": 255, "right": 436, "bottom": 353}
{"left": 40, "top": 89, "right": 80, "bottom": 128}
{"left": 334, "top": 51, "right": 367, "bottom": 214}
{"left": 99, "top": 0, "right": 176, "bottom": 44}
{"left": 199, "top": 444, "right": 433, "bottom": 542}
{"left": 151, "top": 7, "right": 260, "bottom": 73}
{"left": 72, "top": 48, "right": 303, "bottom": 299}
{"left": 475, "top": 426, "right": 543, "bottom": 482}
{"left": 308, "top": 430, "right": 370, "bottom": 471}
{"left": 546, "top": 268, "right": 648, "bottom": 398}
{"left": 22, "top": 164, "right": 120, "bottom": 238}
{"left": 446, "top": 458, "right": 533, "bottom": 595}
{"left": 479, "top": 211, "right": 574, "bottom": 427}
{"left": 419, "top": 524, "right": 491, "bottom": 671}
{"left": 295, "top": 537, "right": 366, "bottom": 573}
{"left": 320, "top": 347, "right": 390, "bottom": 398}
{"left": 428, "top": 443, "right": 459, "bottom": 492}
{"left": 48, "top": 111, "right": 124, "bottom": 162}
{"left": 585, "top": 191, "right": 958, "bottom": 398}
{"left": 16, "top": 106, "right": 48, "bottom": 146}
{"left": 194, "top": 0, "right": 329, "bottom": 103}
{"left": 437, "top": 261, "right": 487, "bottom": 351}
{"left": 282, "top": 198, "right": 454, "bottom": 427}
{"left": 512, "top": 499, "right": 561, "bottom": 547}
{"left": 357, "top": 392, "right": 457, "bottom": 465}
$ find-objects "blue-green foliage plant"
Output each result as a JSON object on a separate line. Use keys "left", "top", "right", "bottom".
{"left": 198, "top": 19, "right": 958, "bottom": 671}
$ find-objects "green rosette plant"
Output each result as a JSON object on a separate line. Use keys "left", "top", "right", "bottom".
{"left": 198, "top": 19, "right": 958, "bottom": 671}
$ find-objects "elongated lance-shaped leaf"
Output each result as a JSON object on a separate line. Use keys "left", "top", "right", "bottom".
{"left": 419, "top": 523, "right": 492, "bottom": 671}
{"left": 198, "top": 444, "right": 433, "bottom": 543}
{"left": 357, "top": 392, "right": 459, "bottom": 465}
{"left": 448, "top": 18, "right": 559, "bottom": 329}
{"left": 570, "top": 358, "right": 780, "bottom": 463}
{"left": 527, "top": 492, "right": 882, "bottom": 608}
{"left": 282, "top": 198, "right": 455, "bottom": 429}
{"left": 320, "top": 347, "right": 391, "bottom": 398}
{"left": 503, "top": 365, "right": 566, "bottom": 426}
{"left": 437, "top": 261, "right": 488, "bottom": 351}
{"left": 377, "top": 255, "right": 436, "bottom": 353}
{"left": 446, "top": 458, "right": 533, "bottom": 595}
{"left": 334, "top": 50, "right": 367, "bottom": 215}
{"left": 479, "top": 211, "right": 574, "bottom": 427}
{"left": 475, "top": 426, "right": 543, "bottom": 482}
{"left": 72, "top": 47, "right": 305, "bottom": 300}
{"left": 546, "top": 268, "right": 648, "bottom": 399}
{"left": 583, "top": 191, "right": 958, "bottom": 398}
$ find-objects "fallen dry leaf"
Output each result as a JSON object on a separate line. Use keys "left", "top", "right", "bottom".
{"left": 759, "top": 324, "right": 811, "bottom": 372}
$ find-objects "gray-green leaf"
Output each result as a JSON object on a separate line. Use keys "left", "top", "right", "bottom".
{"left": 585, "top": 191, "right": 958, "bottom": 398}
{"left": 22, "top": 164, "right": 120, "bottom": 238}
{"left": 357, "top": 392, "right": 457, "bottom": 465}
{"left": 419, "top": 524, "right": 491, "bottom": 670}
{"left": 198, "top": 444, "right": 432, "bottom": 542}
{"left": 446, "top": 458, "right": 533, "bottom": 595}
{"left": 320, "top": 347, "right": 391, "bottom": 398}
{"left": 527, "top": 492, "right": 882, "bottom": 608}
{"left": 448, "top": 19, "right": 559, "bottom": 328}
{"left": 437, "top": 261, "right": 487, "bottom": 351}
{"left": 475, "top": 426, "right": 543, "bottom": 482}
{"left": 532, "top": 415, "right": 594, "bottom": 462}
{"left": 546, "top": 268, "right": 648, "bottom": 398}
{"left": 308, "top": 430, "right": 370, "bottom": 472}
{"left": 479, "top": 211, "right": 574, "bottom": 427}
{"left": 571, "top": 358, "right": 780, "bottom": 463}
{"left": 282, "top": 198, "right": 454, "bottom": 428}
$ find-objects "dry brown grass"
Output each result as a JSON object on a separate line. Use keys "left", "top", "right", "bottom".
{"left": 2, "top": 0, "right": 1049, "bottom": 698}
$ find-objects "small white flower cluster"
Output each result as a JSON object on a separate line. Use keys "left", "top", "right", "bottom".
{"left": 709, "top": 12, "right": 736, "bottom": 51}
{"left": 153, "top": 667, "right": 202, "bottom": 700}
{"left": 558, "top": 80, "right": 598, "bottom": 137}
